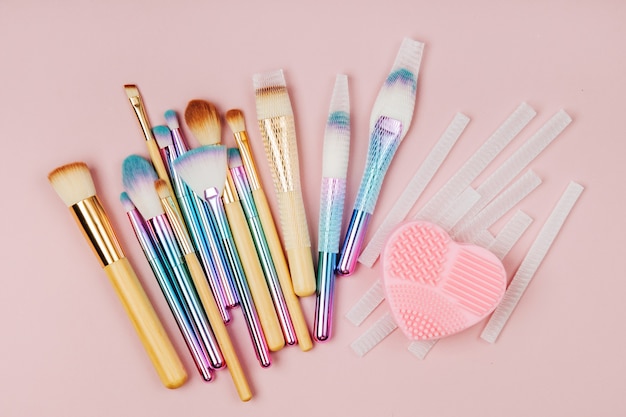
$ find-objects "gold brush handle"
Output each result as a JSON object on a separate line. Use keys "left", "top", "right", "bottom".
{"left": 184, "top": 252, "right": 253, "bottom": 401}
{"left": 103, "top": 257, "right": 187, "bottom": 389}
{"left": 223, "top": 200, "right": 286, "bottom": 352}
{"left": 253, "top": 188, "right": 313, "bottom": 351}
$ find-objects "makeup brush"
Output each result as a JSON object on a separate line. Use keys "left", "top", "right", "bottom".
{"left": 153, "top": 125, "right": 231, "bottom": 323}
{"left": 183, "top": 100, "right": 240, "bottom": 309}
{"left": 122, "top": 155, "right": 224, "bottom": 370}
{"left": 123, "top": 85, "right": 177, "bottom": 202}
{"left": 253, "top": 71, "right": 316, "bottom": 297}
{"left": 120, "top": 192, "right": 214, "bottom": 381}
{"left": 48, "top": 162, "right": 187, "bottom": 389}
{"left": 172, "top": 146, "right": 253, "bottom": 400}
{"left": 225, "top": 108, "right": 313, "bottom": 351}
{"left": 315, "top": 74, "right": 351, "bottom": 341}
{"left": 337, "top": 37, "right": 424, "bottom": 276}
{"left": 226, "top": 148, "right": 289, "bottom": 351}
{"left": 157, "top": 178, "right": 272, "bottom": 367}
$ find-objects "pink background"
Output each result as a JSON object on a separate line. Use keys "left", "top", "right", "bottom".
{"left": 2, "top": 0, "right": 625, "bottom": 415}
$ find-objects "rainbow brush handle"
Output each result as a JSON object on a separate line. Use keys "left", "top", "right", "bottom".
{"left": 337, "top": 117, "right": 403, "bottom": 276}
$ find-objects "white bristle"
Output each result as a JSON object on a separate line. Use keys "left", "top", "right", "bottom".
{"left": 164, "top": 110, "right": 180, "bottom": 130}
{"left": 173, "top": 145, "right": 228, "bottom": 198}
{"left": 122, "top": 155, "right": 165, "bottom": 220}
{"left": 119, "top": 191, "right": 136, "bottom": 213}
{"left": 322, "top": 74, "right": 350, "bottom": 179}
{"left": 369, "top": 38, "right": 424, "bottom": 140}
{"left": 152, "top": 125, "right": 173, "bottom": 149}
{"left": 225, "top": 109, "right": 246, "bottom": 134}
{"left": 253, "top": 69, "right": 294, "bottom": 120}
{"left": 48, "top": 162, "right": 96, "bottom": 206}
{"left": 227, "top": 147, "right": 243, "bottom": 168}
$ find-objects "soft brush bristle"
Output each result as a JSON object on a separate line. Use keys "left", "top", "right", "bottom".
{"left": 225, "top": 109, "right": 246, "bottom": 134}
{"left": 122, "top": 155, "right": 164, "bottom": 220}
{"left": 253, "top": 69, "right": 294, "bottom": 120}
{"left": 184, "top": 100, "right": 222, "bottom": 146}
{"left": 123, "top": 84, "right": 140, "bottom": 98}
{"left": 48, "top": 162, "right": 96, "bottom": 206}
{"left": 369, "top": 38, "right": 424, "bottom": 140}
{"left": 120, "top": 191, "right": 136, "bottom": 213}
{"left": 227, "top": 147, "right": 243, "bottom": 168}
{"left": 322, "top": 74, "right": 350, "bottom": 179}
{"left": 164, "top": 110, "right": 180, "bottom": 130}
{"left": 173, "top": 145, "right": 228, "bottom": 198}
{"left": 152, "top": 125, "right": 173, "bottom": 149}
{"left": 155, "top": 178, "right": 172, "bottom": 200}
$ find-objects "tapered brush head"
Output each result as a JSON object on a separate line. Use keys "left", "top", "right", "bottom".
{"left": 155, "top": 178, "right": 173, "bottom": 200}
{"left": 173, "top": 145, "right": 228, "bottom": 198}
{"left": 164, "top": 110, "right": 180, "bottom": 130}
{"left": 225, "top": 109, "right": 246, "bottom": 134}
{"left": 184, "top": 100, "right": 222, "bottom": 146}
{"left": 369, "top": 38, "right": 424, "bottom": 140}
{"left": 123, "top": 84, "right": 140, "bottom": 99}
{"left": 322, "top": 74, "right": 351, "bottom": 180}
{"left": 48, "top": 162, "right": 96, "bottom": 206}
{"left": 152, "top": 125, "right": 173, "bottom": 149}
{"left": 227, "top": 147, "right": 243, "bottom": 169}
{"left": 122, "top": 155, "right": 165, "bottom": 220}
{"left": 253, "top": 69, "right": 294, "bottom": 119}
{"left": 120, "top": 191, "right": 136, "bottom": 213}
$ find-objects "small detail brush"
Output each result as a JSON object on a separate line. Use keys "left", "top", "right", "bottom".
{"left": 122, "top": 155, "right": 224, "bottom": 370}
{"left": 123, "top": 85, "right": 177, "bottom": 203}
{"left": 48, "top": 162, "right": 187, "bottom": 389}
{"left": 153, "top": 125, "right": 231, "bottom": 323}
{"left": 226, "top": 109, "right": 313, "bottom": 351}
{"left": 315, "top": 74, "right": 351, "bottom": 341}
{"left": 337, "top": 38, "right": 424, "bottom": 276}
{"left": 120, "top": 191, "right": 214, "bottom": 381}
{"left": 172, "top": 146, "right": 254, "bottom": 400}
{"left": 184, "top": 100, "right": 240, "bottom": 308}
{"left": 158, "top": 177, "right": 272, "bottom": 367}
{"left": 228, "top": 147, "right": 293, "bottom": 349}
{"left": 253, "top": 70, "right": 316, "bottom": 297}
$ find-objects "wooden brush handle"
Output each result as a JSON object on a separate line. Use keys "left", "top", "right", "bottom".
{"left": 252, "top": 188, "right": 313, "bottom": 352}
{"left": 223, "top": 200, "right": 285, "bottom": 352}
{"left": 184, "top": 252, "right": 252, "bottom": 401}
{"left": 103, "top": 257, "right": 187, "bottom": 389}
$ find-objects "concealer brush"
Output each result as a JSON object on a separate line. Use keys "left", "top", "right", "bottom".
{"left": 48, "top": 162, "right": 187, "bottom": 389}
{"left": 253, "top": 70, "right": 316, "bottom": 297}
{"left": 122, "top": 155, "right": 224, "bottom": 370}
{"left": 123, "top": 85, "right": 178, "bottom": 206}
{"left": 153, "top": 125, "right": 231, "bottom": 323}
{"left": 157, "top": 178, "right": 272, "bottom": 367}
{"left": 120, "top": 192, "right": 214, "bottom": 381}
{"left": 337, "top": 38, "right": 424, "bottom": 276}
{"left": 184, "top": 100, "right": 240, "bottom": 308}
{"left": 225, "top": 109, "right": 312, "bottom": 351}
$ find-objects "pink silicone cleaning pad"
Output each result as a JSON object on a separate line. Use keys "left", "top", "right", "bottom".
{"left": 382, "top": 220, "right": 507, "bottom": 340}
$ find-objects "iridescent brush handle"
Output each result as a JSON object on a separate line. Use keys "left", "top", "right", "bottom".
{"left": 337, "top": 117, "right": 403, "bottom": 276}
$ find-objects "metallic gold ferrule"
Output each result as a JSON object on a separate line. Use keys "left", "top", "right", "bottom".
{"left": 128, "top": 93, "right": 155, "bottom": 142}
{"left": 233, "top": 131, "right": 261, "bottom": 191}
{"left": 223, "top": 171, "right": 239, "bottom": 204}
{"left": 70, "top": 196, "right": 124, "bottom": 267}
{"left": 159, "top": 195, "right": 194, "bottom": 255}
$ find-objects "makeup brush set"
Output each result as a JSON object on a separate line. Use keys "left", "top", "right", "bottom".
{"left": 48, "top": 37, "right": 584, "bottom": 401}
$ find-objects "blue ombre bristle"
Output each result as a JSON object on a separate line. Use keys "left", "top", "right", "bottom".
{"left": 385, "top": 68, "right": 417, "bottom": 93}
{"left": 164, "top": 110, "right": 180, "bottom": 129}
{"left": 327, "top": 111, "right": 350, "bottom": 129}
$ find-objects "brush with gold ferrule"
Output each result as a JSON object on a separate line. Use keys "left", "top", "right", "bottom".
{"left": 252, "top": 70, "right": 316, "bottom": 298}
{"left": 123, "top": 84, "right": 178, "bottom": 207}
{"left": 225, "top": 108, "right": 313, "bottom": 351}
{"left": 48, "top": 162, "right": 187, "bottom": 389}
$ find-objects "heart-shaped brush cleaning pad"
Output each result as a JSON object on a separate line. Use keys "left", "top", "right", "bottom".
{"left": 382, "top": 220, "right": 507, "bottom": 341}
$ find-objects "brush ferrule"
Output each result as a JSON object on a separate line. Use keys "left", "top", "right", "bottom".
{"left": 230, "top": 166, "right": 256, "bottom": 215}
{"left": 259, "top": 116, "right": 299, "bottom": 193}
{"left": 128, "top": 94, "right": 155, "bottom": 142}
{"left": 314, "top": 251, "right": 337, "bottom": 342}
{"left": 71, "top": 196, "right": 124, "bottom": 267}
{"left": 223, "top": 171, "right": 239, "bottom": 204}
{"left": 170, "top": 128, "right": 188, "bottom": 157}
{"left": 160, "top": 194, "right": 194, "bottom": 255}
{"left": 336, "top": 209, "right": 371, "bottom": 276}
{"left": 233, "top": 132, "right": 262, "bottom": 191}
{"left": 318, "top": 177, "right": 347, "bottom": 253}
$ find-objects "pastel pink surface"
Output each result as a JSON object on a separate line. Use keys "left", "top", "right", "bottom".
{"left": 383, "top": 221, "right": 506, "bottom": 340}
{"left": 1, "top": 1, "right": 625, "bottom": 416}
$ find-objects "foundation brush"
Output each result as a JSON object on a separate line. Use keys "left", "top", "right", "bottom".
{"left": 253, "top": 70, "right": 316, "bottom": 297}
{"left": 337, "top": 37, "right": 424, "bottom": 276}
{"left": 315, "top": 74, "right": 350, "bottom": 342}
{"left": 226, "top": 109, "right": 313, "bottom": 351}
{"left": 120, "top": 192, "right": 214, "bottom": 381}
{"left": 122, "top": 155, "right": 224, "bottom": 370}
{"left": 48, "top": 162, "right": 187, "bottom": 389}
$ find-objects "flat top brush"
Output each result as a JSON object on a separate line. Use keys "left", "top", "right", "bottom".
{"left": 337, "top": 37, "right": 424, "bottom": 276}
{"left": 48, "top": 162, "right": 187, "bottom": 389}
{"left": 253, "top": 70, "right": 316, "bottom": 297}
